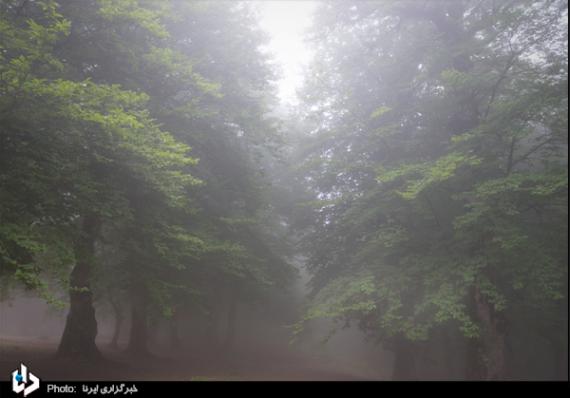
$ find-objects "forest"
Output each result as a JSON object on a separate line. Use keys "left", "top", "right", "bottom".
{"left": 0, "top": 0, "right": 568, "bottom": 382}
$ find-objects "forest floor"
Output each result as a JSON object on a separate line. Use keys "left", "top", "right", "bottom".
{"left": 0, "top": 336, "right": 373, "bottom": 381}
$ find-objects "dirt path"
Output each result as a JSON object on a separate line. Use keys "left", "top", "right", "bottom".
{"left": 0, "top": 337, "right": 374, "bottom": 381}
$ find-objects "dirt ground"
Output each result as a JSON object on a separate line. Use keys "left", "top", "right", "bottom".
{"left": 0, "top": 336, "right": 374, "bottom": 381}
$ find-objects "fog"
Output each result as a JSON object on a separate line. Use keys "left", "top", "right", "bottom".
{"left": 1, "top": 285, "right": 392, "bottom": 380}
{"left": 0, "top": 0, "right": 567, "bottom": 382}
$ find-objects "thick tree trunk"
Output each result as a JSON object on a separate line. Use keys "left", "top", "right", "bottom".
{"left": 169, "top": 310, "right": 182, "bottom": 352}
{"left": 465, "top": 336, "right": 484, "bottom": 380}
{"left": 57, "top": 214, "right": 101, "bottom": 359}
{"left": 473, "top": 286, "right": 507, "bottom": 380}
{"left": 109, "top": 299, "right": 123, "bottom": 350}
{"left": 555, "top": 299, "right": 569, "bottom": 380}
{"left": 206, "top": 307, "right": 221, "bottom": 349}
{"left": 391, "top": 337, "right": 417, "bottom": 380}
{"left": 441, "top": 328, "right": 459, "bottom": 379}
{"left": 554, "top": 340, "right": 569, "bottom": 380}
{"left": 222, "top": 287, "right": 239, "bottom": 353}
{"left": 126, "top": 283, "right": 150, "bottom": 357}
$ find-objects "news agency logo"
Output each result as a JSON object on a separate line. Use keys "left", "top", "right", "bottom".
{"left": 12, "top": 363, "right": 40, "bottom": 396}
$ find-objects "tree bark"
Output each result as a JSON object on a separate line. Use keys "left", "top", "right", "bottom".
{"left": 465, "top": 336, "right": 485, "bottom": 380}
{"left": 206, "top": 306, "right": 221, "bottom": 349}
{"left": 554, "top": 340, "right": 569, "bottom": 380}
{"left": 109, "top": 298, "right": 123, "bottom": 350}
{"left": 57, "top": 214, "right": 101, "bottom": 359}
{"left": 222, "top": 287, "right": 239, "bottom": 353}
{"left": 169, "top": 309, "right": 182, "bottom": 352}
{"left": 126, "top": 282, "right": 150, "bottom": 357}
{"left": 391, "top": 336, "right": 418, "bottom": 380}
{"left": 473, "top": 285, "right": 507, "bottom": 380}
{"left": 441, "top": 328, "right": 459, "bottom": 379}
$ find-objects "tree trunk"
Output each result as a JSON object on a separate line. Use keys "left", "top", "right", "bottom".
{"left": 206, "top": 306, "right": 221, "bottom": 350}
{"left": 554, "top": 341, "right": 569, "bottom": 380}
{"left": 222, "top": 287, "right": 239, "bottom": 353}
{"left": 473, "top": 285, "right": 507, "bottom": 380}
{"left": 169, "top": 310, "right": 182, "bottom": 352}
{"left": 465, "top": 336, "right": 484, "bottom": 380}
{"left": 553, "top": 309, "right": 568, "bottom": 380}
{"left": 126, "top": 282, "right": 149, "bottom": 357}
{"left": 109, "top": 298, "right": 123, "bottom": 350}
{"left": 391, "top": 336, "right": 417, "bottom": 380}
{"left": 441, "top": 328, "right": 458, "bottom": 379}
{"left": 57, "top": 214, "right": 101, "bottom": 359}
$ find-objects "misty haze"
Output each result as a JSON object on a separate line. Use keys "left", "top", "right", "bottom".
{"left": 0, "top": 0, "right": 568, "bottom": 383}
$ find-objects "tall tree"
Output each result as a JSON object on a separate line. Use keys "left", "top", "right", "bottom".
{"left": 295, "top": 0, "right": 567, "bottom": 380}
{"left": 1, "top": 0, "right": 201, "bottom": 358}
{"left": 1, "top": 0, "right": 294, "bottom": 360}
